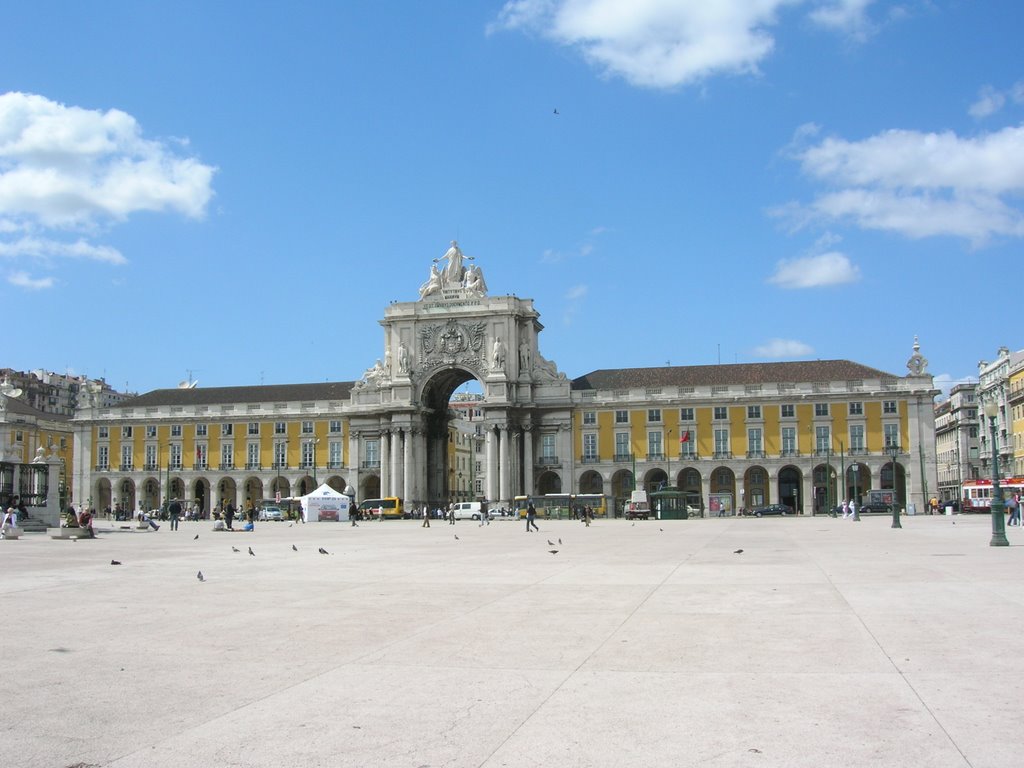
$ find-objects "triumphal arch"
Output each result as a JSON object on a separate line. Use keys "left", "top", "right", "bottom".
{"left": 348, "top": 241, "right": 571, "bottom": 508}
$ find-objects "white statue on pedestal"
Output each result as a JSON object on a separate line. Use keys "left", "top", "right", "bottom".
{"left": 438, "top": 241, "right": 465, "bottom": 286}
{"left": 491, "top": 336, "right": 507, "bottom": 372}
{"left": 463, "top": 263, "right": 487, "bottom": 295}
{"left": 419, "top": 264, "right": 442, "bottom": 299}
{"left": 398, "top": 342, "right": 411, "bottom": 374}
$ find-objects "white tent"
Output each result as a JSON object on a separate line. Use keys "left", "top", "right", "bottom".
{"left": 298, "top": 483, "right": 351, "bottom": 522}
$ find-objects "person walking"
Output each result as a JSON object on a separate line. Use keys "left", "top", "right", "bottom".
{"left": 1007, "top": 493, "right": 1020, "bottom": 526}
{"left": 526, "top": 502, "right": 539, "bottom": 532}
{"left": 168, "top": 498, "right": 182, "bottom": 531}
{"left": 422, "top": 506, "right": 431, "bottom": 528}
{"left": 224, "top": 502, "right": 235, "bottom": 531}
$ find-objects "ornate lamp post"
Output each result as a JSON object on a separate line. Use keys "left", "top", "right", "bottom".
{"left": 850, "top": 463, "right": 860, "bottom": 521}
{"left": 889, "top": 442, "right": 902, "bottom": 529}
{"left": 983, "top": 401, "right": 1009, "bottom": 546}
{"left": 311, "top": 438, "right": 320, "bottom": 486}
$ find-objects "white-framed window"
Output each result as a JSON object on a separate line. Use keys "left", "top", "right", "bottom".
{"left": 301, "top": 440, "right": 315, "bottom": 467}
{"left": 583, "top": 433, "right": 598, "bottom": 461}
{"left": 170, "top": 443, "right": 182, "bottom": 470}
{"left": 248, "top": 422, "right": 260, "bottom": 436}
{"left": 97, "top": 445, "right": 109, "bottom": 469}
{"left": 98, "top": 426, "right": 109, "bottom": 439}
{"left": 541, "top": 434, "right": 556, "bottom": 459}
{"left": 815, "top": 403, "right": 829, "bottom": 417}
{"left": 648, "top": 431, "right": 663, "bottom": 459}
{"left": 221, "top": 443, "right": 234, "bottom": 468}
{"left": 120, "top": 444, "right": 133, "bottom": 469}
{"left": 583, "top": 411, "right": 596, "bottom": 425}
{"left": 747, "top": 405, "right": 761, "bottom": 419}
{"left": 781, "top": 427, "right": 796, "bottom": 454}
{"left": 275, "top": 421, "right": 287, "bottom": 435}
{"left": 301, "top": 421, "right": 314, "bottom": 434}
{"left": 883, "top": 400, "right": 897, "bottom": 414}
{"left": 680, "top": 407, "right": 694, "bottom": 421}
{"left": 748, "top": 428, "right": 762, "bottom": 454}
{"left": 171, "top": 424, "right": 182, "bottom": 437}
{"left": 475, "top": 479, "right": 483, "bottom": 493}
{"left": 145, "top": 425, "right": 157, "bottom": 438}
{"left": 680, "top": 429, "right": 695, "bottom": 457}
{"left": 781, "top": 404, "right": 795, "bottom": 418}
{"left": 850, "top": 425, "right": 865, "bottom": 452}
{"left": 615, "top": 432, "right": 630, "bottom": 458}
{"left": 195, "top": 423, "right": 208, "bottom": 437}
{"left": 221, "top": 423, "right": 233, "bottom": 436}
{"left": 195, "top": 443, "right": 208, "bottom": 469}
{"left": 328, "top": 440, "right": 343, "bottom": 466}
{"left": 364, "top": 439, "right": 379, "bottom": 467}
{"left": 122, "top": 425, "right": 133, "bottom": 438}
{"left": 849, "top": 402, "right": 863, "bottom": 416}
{"left": 329, "top": 420, "right": 342, "bottom": 434}
{"left": 275, "top": 441, "right": 289, "bottom": 468}
{"left": 714, "top": 428, "right": 729, "bottom": 455}
{"left": 647, "top": 409, "right": 662, "bottom": 423}
{"left": 713, "top": 406, "right": 727, "bottom": 420}
{"left": 816, "top": 425, "right": 831, "bottom": 453}
{"left": 615, "top": 410, "right": 629, "bottom": 424}
{"left": 247, "top": 442, "right": 260, "bottom": 468}
{"left": 145, "top": 444, "right": 157, "bottom": 469}
{"left": 884, "top": 423, "right": 900, "bottom": 447}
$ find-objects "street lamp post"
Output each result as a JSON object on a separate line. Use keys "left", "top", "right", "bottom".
{"left": 889, "top": 442, "right": 902, "bottom": 529}
{"left": 312, "top": 438, "right": 320, "bottom": 486}
{"left": 983, "top": 401, "right": 1009, "bottom": 546}
{"left": 851, "top": 463, "right": 860, "bottom": 521}
{"left": 666, "top": 428, "right": 672, "bottom": 490}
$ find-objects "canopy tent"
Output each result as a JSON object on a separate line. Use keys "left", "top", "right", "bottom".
{"left": 297, "top": 483, "right": 351, "bottom": 522}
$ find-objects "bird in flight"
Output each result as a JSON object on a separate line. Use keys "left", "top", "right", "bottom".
{"left": 248, "top": 547, "right": 255, "bottom": 557}
{"left": 553, "top": 108, "right": 560, "bottom": 115}
{"left": 197, "top": 570, "right": 205, "bottom": 582}
{"left": 110, "top": 559, "right": 121, "bottom": 566}
{"left": 318, "top": 547, "right": 329, "bottom": 555}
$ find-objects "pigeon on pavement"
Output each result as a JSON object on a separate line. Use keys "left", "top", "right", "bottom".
{"left": 110, "top": 559, "right": 121, "bottom": 565}
{"left": 292, "top": 544, "right": 298, "bottom": 551}
{"left": 248, "top": 547, "right": 255, "bottom": 557}
{"left": 197, "top": 570, "right": 205, "bottom": 582}
{"left": 318, "top": 547, "right": 329, "bottom": 555}
{"left": 193, "top": 534, "right": 199, "bottom": 540}
{"left": 548, "top": 549, "right": 559, "bottom": 554}
{"left": 547, "top": 539, "right": 554, "bottom": 546}
{"left": 734, "top": 549, "right": 744, "bottom": 554}
{"left": 232, "top": 546, "right": 240, "bottom": 553}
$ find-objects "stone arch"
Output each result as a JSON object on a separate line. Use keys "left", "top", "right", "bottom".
{"left": 117, "top": 477, "right": 136, "bottom": 513}
{"left": 192, "top": 478, "right": 209, "bottom": 516}
{"left": 578, "top": 469, "right": 603, "bottom": 494}
{"left": 325, "top": 475, "right": 347, "bottom": 494}
{"left": 846, "top": 462, "right": 868, "bottom": 504}
{"left": 296, "top": 475, "right": 315, "bottom": 497}
{"left": 812, "top": 463, "right": 839, "bottom": 514}
{"left": 611, "top": 469, "right": 634, "bottom": 517}
{"left": 360, "top": 474, "right": 379, "bottom": 500}
{"left": 644, "top": 468, "right": 667, "bottom": 495}
{"left": 680, "top": 467, "right": 703, "bottom": 514}
{"left": 710, "top": 466, "right": 736, "bottom": 513}
{"left": 142, "top": 476, "right": 160, "bottom": 510}
{"left": 778, "top": 465, "right": 803, "bottom": 513}
{"left": 883, "top": 460, "right": 907, "bottom": 509}
{"left": 216, "top": 477, "right": 237, "bottom": 509}
{"left": 243, "top": 477, "right": 264, "bottom": 508}
{"left": 270, "top": 476, "right": 292, "bottom": 499}
{"left": 536, "top": 470, "right": 561, "bottom": 495}
{"left": 94, "top": 477, "right": 112, "bottom": 513}
{"left": 419, "top": 365, "right": 486, "bottom": 505}
{"left": 743, "top": 465, "right": 768, "bottom": 509}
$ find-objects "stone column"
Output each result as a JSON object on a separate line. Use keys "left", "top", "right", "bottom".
{"left": 769, "top": 474, "right": 779, "bottom": 506}
{"left": 391, "top": 430, "right": 402, "bottom": 500}
{"left": 404, "top": 429, "right": 414, "bottom": 507}
{"left": 380, "top": 430, "right": 390, "bottom": 498}
{"left": 499, "top": 425, "right": 510, "bottom": 506}
{"left": 700, "top": 474, "right": 709, "bottom": 518}
{"left": 486, "top": 427, "right": 498, "bottom": 503}
{"left": 801, "top": 472, "right": 814, "bottom": 516}
{"left": 522, "top": 427, "right": 534, "bottom": 497}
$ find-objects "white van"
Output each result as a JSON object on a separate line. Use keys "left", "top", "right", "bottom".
{"left": 450, "top": 501, "right": 488, "bottom": 520}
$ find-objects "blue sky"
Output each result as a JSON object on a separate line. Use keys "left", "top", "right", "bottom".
{"left": 1, "top": 1, "right": 1020, "bottom": 397}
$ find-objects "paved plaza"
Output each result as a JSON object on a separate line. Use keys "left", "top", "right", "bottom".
{"left": 2, "top": 514, "right": 1022, "bottom": 768}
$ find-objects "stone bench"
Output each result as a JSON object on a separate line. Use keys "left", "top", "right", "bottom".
{"left": 50, "top": 527, "right": 95, "bottom": 539}
{"left": 1, "top": 526, "right": 23, "bottom": 540}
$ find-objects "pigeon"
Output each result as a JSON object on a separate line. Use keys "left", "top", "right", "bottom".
{"left": 292, "top": 544, "right": 298, "bottom": 552}
{"left": 318, "top": 547, "right": 329, "bottom": 555}
{"left": 110, "top": 559, "right": 121, "bottom": 565}
{"left": 232, "top": 546, "right": 240, "bottom": 553}
{"left": 734, "top": 549, "right": 744, "bottom": 554}
{"left": 547, "top": 539, "right": 554, "bottom": 546}
{"left": 197, "top": 570, "right": 205, "bottom": 582}
{"left": 454, "top": 534, "right": 460, "bottom": 540}
{"left": 659, "top": 528, "right": 664, "bottom": 532}
{"left": 248, "top": 547, "right": 255, "bottom": 557}
{"left": 193, "top": 534, "right": 199, "bottom": 540}
{"left": 548, "top": 549, "right": 559, "bottom": 554}
{"left": 558, "top": 538, "right": 562, "bottom": 545}
{"left": 631, "top": 522, "right": 635, "bottom": 527}
{"left": 553, "top": 108, "right": 560, "bottom": 115}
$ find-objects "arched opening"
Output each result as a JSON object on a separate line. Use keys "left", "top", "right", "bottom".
{"left": 217, "top": 477, "right": 237, "bottom": 510}
{"left": 192, "top": 478, "right": 209, "bottom": 516}
{"left": 243, "top": 477, "right": 264, "bottom": 509}
{"left": 743, "top": 466, "right": 768, "bottom": 511}
{"left": 119, "top": 478, "right": 136, "bottom": 514}
{"left": 271, "top": 476, "right": 292, "bottom": 499}
{"left": 681, "top": 467, "right": 703, "bottom": 514}
{"left": 95, "top": 478, "right": 112, "bottom": 515}
{"left": 578, "top": 470, "right": 603, "bottom": 494}
{"left": 812, "top": 463, "right": 839, "bottom": 514}
{"left": 883, "top": 461, "right": 907, "bottom": 510}
{"left": 644, "top": 468, "right": 667, "bottom": 495}
{"left": 846, "top": 463, "right": 868, "bottom": 505}
{"left": 420, "top": 367, "right": 484, "bottom": 508}
{"left": 778, "top": 466, "right": 802, "bottom": 513}
{"left": 360, "top": 474, "right": 379, "bottom": 500}
{"left": 611, "top": 469, "right": 634, "bottom": 516}
{"left": 709, "top": 467, "right": 736, "bottom": 515}
{"left": 297, "top": 475, "right": 314, "bottom": 497}
{"left": 536, "top": 470, "right": 561, "bottom": 495}
{"left": 142, "top": 477, "right": 160, "bottom": 510}
{"left": 326, "top": 475, "right": 347, "bottom": 494}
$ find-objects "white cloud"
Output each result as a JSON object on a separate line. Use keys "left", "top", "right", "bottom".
{"left": 969, "top": 85, "right": 1006, "bottom": 119}
{"left": 7, "top": 270, "right": 54, "bottom": 290}
{"left": 490, "top": 1, "right": 884, "bottom": 89}
{"left": 490, "top": 0, "right": 802, "bottom": 89}
{"left": 767, "top": 251, "right": 860, "bottom": 288}
{"left": 778, "top": 124, "right": 1024, "bottom": 243}
{"left": 565, "top": 284, "right": 588, "bottom": 300}
{"left": 0, "top": 91, "right": 216, "bottom": 288}
{"left": 753, "top": 338, "right": 814, "bottom": 358}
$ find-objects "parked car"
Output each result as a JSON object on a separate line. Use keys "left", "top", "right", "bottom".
{"left": 753, "top": 504, "right": 792, "bottom": 517}
{"left": 258, "top": 505, "right": 285, "bottom": 521}
{"left": 857, "top": 501, "right": 893, "bottom": 514}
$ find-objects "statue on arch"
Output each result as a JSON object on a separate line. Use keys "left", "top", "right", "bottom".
{"left": 418, "top": 263, "right": 442, "bottom": 299}
{"left": 398, "top": 341, "right": 411, "bottom": 374}
{"left": 463, "top": 263, "right": 487, "bottom": 295}
{"left": 491, "top": 336, "right": 507, "bottom": 372}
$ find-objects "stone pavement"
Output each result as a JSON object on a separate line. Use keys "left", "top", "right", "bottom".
{"left": 2, "top": 514, "right": 1022, "bottom": 768}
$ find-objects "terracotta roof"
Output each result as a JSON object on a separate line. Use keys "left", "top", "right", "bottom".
{"left": 116, "top": 382, "right": 356, "bottom": 408}
{"left": 571, "top": 360, "right": 895, "bottom": 391}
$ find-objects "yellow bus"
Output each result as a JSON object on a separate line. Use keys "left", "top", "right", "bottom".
{"left": 514, "top": 493, "right": 608, "bottom": 519}
{"left": 356, "top": 497, "right": 404, "bottom": 519}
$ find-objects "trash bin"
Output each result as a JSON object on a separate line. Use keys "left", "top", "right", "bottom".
{"left": 945, "top": 505, "right": 953, "bottom": 516}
